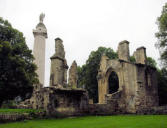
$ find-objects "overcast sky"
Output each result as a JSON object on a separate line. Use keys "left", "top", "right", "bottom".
{"left": 0, "top": 0, "right": 166, "bottom": 86}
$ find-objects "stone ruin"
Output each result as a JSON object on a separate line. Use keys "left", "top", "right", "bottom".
{"left": 68, "top": 61, "right": 78, "bottom": 88}
{"left": 25, "top": 39, "right": 159, "bottom": 116}
{"left": 28, "top": 38, "right": 88, "bottom": 116}
{"left": 50, "top": 38, "right": 68, "bottom": 88}
{"left": 97, "top": 40, "right": 159, "bottom": 113}
{"left": 19, "top": 15, "right": 160, "bottom": 116}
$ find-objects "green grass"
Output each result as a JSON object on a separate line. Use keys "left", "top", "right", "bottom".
{"left": 0, "top": 109, "right": 43, "bottom": 114}
{"left": 0, "top": 115, "right": 167, "bottom": 128}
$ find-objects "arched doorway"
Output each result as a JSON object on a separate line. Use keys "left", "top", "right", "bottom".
{"left": 108, "top": 71, "right": 119, "bottom": 94}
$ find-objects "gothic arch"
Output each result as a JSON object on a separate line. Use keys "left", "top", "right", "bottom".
{"left": 105, "top": 68, "right": 119, "bottom": 94}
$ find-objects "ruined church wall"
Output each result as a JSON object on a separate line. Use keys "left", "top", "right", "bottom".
{"left": 120, "top": 62, "right": 138, "bottom": 113}
{"left": 106, "top": 61, "right": 139, "bottom": 113}
{"left": 134, "top": 65, "right": 147, "bottom": 111}
{"left": 145, "top": 68, "right": 159, "bottom": 107}
{"left": 127, "top": 65, "right": 159, "bottom": 112}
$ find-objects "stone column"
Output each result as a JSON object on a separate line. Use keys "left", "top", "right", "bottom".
{"left": 118, "top": 40, "right": 130, "bottom": 61}
{"left": 33, "top": 13, "right": 47, "bottom": 85}
{"left": 133, "top": 47, "right": 147, "bottom": 64}
{"left": 50, "top": 38, "right": 68, "bottom": 87}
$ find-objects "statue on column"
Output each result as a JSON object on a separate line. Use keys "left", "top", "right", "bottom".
{"left": 39, "top": 13, "right": 45, "bottom": 23}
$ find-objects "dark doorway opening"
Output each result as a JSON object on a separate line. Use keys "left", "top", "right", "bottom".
{"left": 108, "top": 71, "right": 119, "bottom": 94}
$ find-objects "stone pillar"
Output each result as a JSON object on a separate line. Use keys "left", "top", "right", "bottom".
{"left": 133, "top": 47, "right": 147, "bottom": 64}
{"left": 68, "top": 60, "right": 78, "bottom": 88}
{"left": 118, "top": 40, "right": 130, "bottom": 61}
{"left": 97, "top": 55, "right": 109, "bottom": 104}
{"left": 33, "top": 13, "right": 47, "bottom": 85}
{"left": 50, "top": 38, "right": 68, "bottom": 87}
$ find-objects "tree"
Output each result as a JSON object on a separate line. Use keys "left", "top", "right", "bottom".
{"left": 145, "top": 56, "right": 167, "bottom": 105}
{"left": 77, "top": 47, "right": 118, "bottom": 103}
{"left": 147, "top": 57, "right": 157, "bottom": 68}
{"left": 0, "top": 17, "right": 38, "bottom": 106}
{"left": 157, "top": 68, "right": 167, "bottom": 105}
{"left": 155, "top": 3, "right": 167, "bottom": 68}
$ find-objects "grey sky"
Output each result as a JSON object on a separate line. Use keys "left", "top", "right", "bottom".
{"left": 0, "top": 0, "right": 166, "bottom": 86}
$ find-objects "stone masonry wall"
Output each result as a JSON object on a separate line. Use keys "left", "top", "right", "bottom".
{"left": 97, "top": 40, "right": 159, "bottom": 113}
{"left": 118, "top": 40, "right": 130, "bottom": 61}
{"left": 31, "top": 87, "right": 89, "bottom": 117}
{"left": 68, "top": 61, "right": 78, "bottom": 88}
{"left": 50, "top": 38, "right": 68, "bottom": 87}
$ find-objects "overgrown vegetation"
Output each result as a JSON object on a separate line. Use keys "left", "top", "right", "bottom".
{"left": 0, "top": 109, "right": 44, "bottom": 114}
{"left": 155, "top": 3, "right": 167, "bottom": 68}
{"left": 155, "top": 2, "right": 167, "bottom": 105}
{"left": 0, "top": 115, "right": 166, "bottom": 128}
{"left": 157, "top": 68, "right": 167, "bottom": 105}
{"left": 77, "top": 47, "right": 118, "bottom": 103}
{"left": 0, "top": 17, "right": 39, "bottom": 106}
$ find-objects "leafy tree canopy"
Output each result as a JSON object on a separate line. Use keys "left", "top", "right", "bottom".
{"left": 0, "top": 17, "right": 38, "bottom": 106}
{"left": 157, "top": 68, "right": 167, "bottom": 105}
{"left": 147, "top": 57, "right": 157, "bottom": 68}
{"left": 77, "top": 47, "right": 118, "bottom": 103}
{"left": 155, "top": 3, "right": 167, "bottom": 68}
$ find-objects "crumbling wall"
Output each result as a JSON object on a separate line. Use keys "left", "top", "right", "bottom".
{"left": 97, "top": 40, "right": 159, "bottom": 113}
{"left": 117, "top": 40, "right": 130, "bottom": 61}
{"left": 31, "top": 87, "right": 89, "bottom": 116}
{"left": 68, "top": 61, "right": 78, "bottom": 88}
{"left": 50, "top": 38, "right": 68, "bottom": 87}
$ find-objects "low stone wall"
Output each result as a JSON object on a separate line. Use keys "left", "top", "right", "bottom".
{"left": 136, "top": 106, "right": 167, "bottom": 115}
{"left": 88, "top": 104, "right": 119, "bottom": 115}
{"left": 88, "top": 104, "right": 167, "bottom": 115}
{"left": 1, "top": 105, "right": 167, "bottom": 123}
{"left": 31, "top": 87, "right": 89, "bottom": 117}
{"left": 0, "top": 113, "right": 29, "bottom": 123}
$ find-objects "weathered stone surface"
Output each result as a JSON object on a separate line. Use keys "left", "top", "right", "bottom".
{"left": 133, "top": 47, "right": 147, "bottom": 64}
{"left": 97, "top": 41, "right": 159, "bottom": 113}
{"left": 118, "top": 40, "right": 130, "bottom": 61}
{"left": 33, "top": 13, "right": 47, "bottom": 85}
{"left": 22, "top": 14, "right": 163, "bottom": 116}
{"left": 50, "top": 38, "right": 68, "bottom": 88}
{"left": 31, "top": 87, "right": 89, "bottom": 116}
{"left": 0, "top": 114, "right": 29, "bottom": 123}
{"left": 68, "top": 61, "right": 78, "bottom": 88}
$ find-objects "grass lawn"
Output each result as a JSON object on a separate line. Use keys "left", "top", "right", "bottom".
{"left": 0, "top": 108, "right": 43, "bottom": 114}
{"left": 0, "top": 115, "right": 167, "bottom": 128}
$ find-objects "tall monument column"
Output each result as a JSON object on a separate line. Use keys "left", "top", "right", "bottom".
{"left": 33, "top": 13, "right": 48, "bottom": 85}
